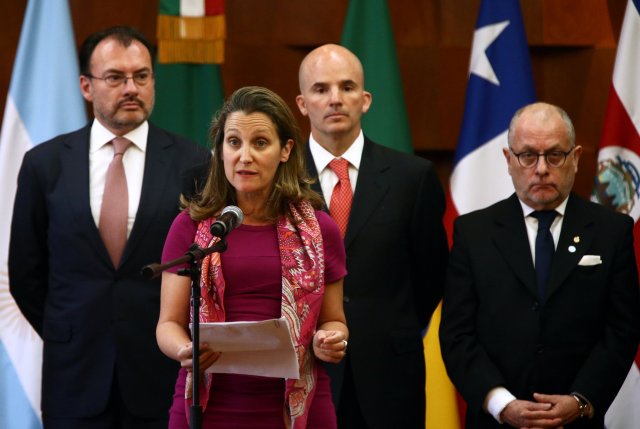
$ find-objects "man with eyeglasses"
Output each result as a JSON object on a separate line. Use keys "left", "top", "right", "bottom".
{"left": 440, "top": 102, "right": 640, "bottom": 428}
{"left": 9, "top": 26, "right": 209, "bottom": 429}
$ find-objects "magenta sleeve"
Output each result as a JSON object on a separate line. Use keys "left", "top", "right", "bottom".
{"left": 316, "top": 210, "right": 347, "bottom": 283}
{"left": 161, "top": 210, "right": 199, "bottom": 273}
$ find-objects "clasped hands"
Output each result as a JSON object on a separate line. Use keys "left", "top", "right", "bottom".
{"left": 313, "top": 330, "right": 348, "bottom": 364}
{"left": 500, "top": 393, "right": 583, "bottom": 429}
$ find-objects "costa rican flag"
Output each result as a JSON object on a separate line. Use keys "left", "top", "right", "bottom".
{"left": 591, "top": 1, "right": 640, "bottom": 427}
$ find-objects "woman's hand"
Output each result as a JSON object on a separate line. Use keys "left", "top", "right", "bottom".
{"left": 176, "top": 342, "right": 221, "bottom": 373}
{"left": 313, "top": 330, "right": 348, "bottom": 363}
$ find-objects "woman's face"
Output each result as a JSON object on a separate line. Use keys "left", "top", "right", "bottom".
{"left": 222, "top": 111, "right": 292, "bottom": 203}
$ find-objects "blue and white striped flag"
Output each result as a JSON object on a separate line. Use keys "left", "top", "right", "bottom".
{"left": 0, "top": 1, "right": 85, "bottom": 427}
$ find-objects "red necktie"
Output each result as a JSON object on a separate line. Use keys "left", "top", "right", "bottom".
{"left": 328, "top": 158, "right": 353, "bottom": 238}
{"left": 99, "top": 137, "right": 132, "bottom": 267}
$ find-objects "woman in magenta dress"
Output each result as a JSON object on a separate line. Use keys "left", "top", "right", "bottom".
{"left": 156, "top": 86, "right": 348, "bottom": 429}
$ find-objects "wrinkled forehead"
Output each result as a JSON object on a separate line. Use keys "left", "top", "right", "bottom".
{"left": 511, "top": 113, "right": 570, "bottom": 150}
{"left": 90, "top": 38, "right": 152, "bottom": 72}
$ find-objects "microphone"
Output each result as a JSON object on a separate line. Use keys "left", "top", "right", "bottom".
{"left": 210, "top": 205, "right": 244, "bottom": 238}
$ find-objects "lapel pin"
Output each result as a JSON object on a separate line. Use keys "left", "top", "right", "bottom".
{"left": 573, "top": 236, "right": 580, "bottom": 243}
{"left": 568, "top": 245, "right": 576, "bottom": 253}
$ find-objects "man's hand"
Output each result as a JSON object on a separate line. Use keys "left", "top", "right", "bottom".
{"left": 501, "top": 393, "right": 581, "bottom": 429}
{"left": 500, "top": 398, "right": 561, "bottom": 428}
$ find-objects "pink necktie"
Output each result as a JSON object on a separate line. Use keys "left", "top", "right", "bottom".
{"left": 99, "top": 137, "right": 132, "bottom": 267}
{"left": 328, "top": 158, "right": 353, "bottom": 238}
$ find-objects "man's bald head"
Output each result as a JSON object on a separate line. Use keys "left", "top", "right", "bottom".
{"left": 298, "top": 44, "right": 365, "bottom": 92}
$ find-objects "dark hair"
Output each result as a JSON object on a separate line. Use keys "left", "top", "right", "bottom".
{"left": 79, "top": 26, "right": 154, "bottom": 76}
{"left": 186, "top": 86, "right": 323, "bottom": 222}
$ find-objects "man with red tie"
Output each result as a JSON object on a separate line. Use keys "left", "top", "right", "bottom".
{"left": 296, "top": 44, "right": 449, "bottom": 429}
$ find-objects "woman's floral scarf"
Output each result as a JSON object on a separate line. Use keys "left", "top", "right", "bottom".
{"left": 185, "top": 200, "right": 325, "bottom": 429}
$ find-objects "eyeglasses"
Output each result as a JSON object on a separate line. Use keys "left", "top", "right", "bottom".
{"left": 509, "top": 147, "right": 575, "bottom": 168}
{"left": 85, "top": 70, "right": 153, "bottom": 87}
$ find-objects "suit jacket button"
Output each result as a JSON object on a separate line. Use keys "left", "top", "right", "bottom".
{"left": 343, "top": 296, "right": 350, "bottom": 303}
{"left": 536, "top": 344, "right": 544, "bottom": 353}
{"left": 531, "top": 301, "right": 539, "bottom": 311}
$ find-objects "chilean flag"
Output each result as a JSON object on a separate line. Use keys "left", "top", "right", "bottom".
{"left": 427, "top": 2, "right": 535, "bottom": 427}
{"left": 591, "top": 1, "right": 640, "bottom": 427}
{"left": 444, "top": 0, "right": 536, "bottom": 237}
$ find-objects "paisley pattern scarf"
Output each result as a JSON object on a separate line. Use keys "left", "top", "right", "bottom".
{"left": 185, "top": 200, "right": 325, "bottom": 429}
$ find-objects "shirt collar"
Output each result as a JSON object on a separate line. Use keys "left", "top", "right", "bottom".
{"left": 308, "top": 130, "right": 364, "bottom": 173}
{"left": 520, "top": 195, "right": 569, "bottom": 218}
{"left": 89, "top": 119, "right": 149, "bottom": 153}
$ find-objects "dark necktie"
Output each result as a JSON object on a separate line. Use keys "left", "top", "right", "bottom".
{"left": 531, "top": 210, "right": 556, "bottom": 301}
{"left": 328, "top": 158, "right": 353, "bottom": 238}
{"left": 99, "top": 137, "right": 132, "bottom": 267}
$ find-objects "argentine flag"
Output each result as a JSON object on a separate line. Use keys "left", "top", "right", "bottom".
{"left": 0, "top": 1, "right": 85, "bottom": 427}
{"left": 445, "top": 0, "right": 536, "bottom": 229}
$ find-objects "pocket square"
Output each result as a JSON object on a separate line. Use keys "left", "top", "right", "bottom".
{"left": 578, "top": 255, "right": 602, "bottom": 266}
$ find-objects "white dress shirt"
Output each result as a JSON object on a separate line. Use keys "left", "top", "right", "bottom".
{"left": 484, "top": 196, "right": 569, "bottom": 422}
{"left": 89, "top": 120, "right": 148, "bottom": 237}
{"left": 308, "top": 130, "right": 364, "bottom": 208}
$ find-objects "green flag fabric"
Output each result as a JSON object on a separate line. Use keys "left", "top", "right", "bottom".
{"left": 151, "top": 0, "right": 225, "bottom": 148}
{"left": 340, "top": 0, "right": 413, "bottom": 153}
{"left": 151, "top": 63, "right": 223, "bottom": 148}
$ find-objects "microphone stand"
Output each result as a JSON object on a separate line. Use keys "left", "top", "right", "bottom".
{"left": 142, "top": 240, "right": 228, "bottom": 429}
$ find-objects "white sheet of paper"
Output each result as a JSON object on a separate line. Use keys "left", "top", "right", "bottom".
{"left": 192, "top": 317, "right": 299, "bottom": 379}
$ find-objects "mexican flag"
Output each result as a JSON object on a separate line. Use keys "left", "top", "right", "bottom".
{"left": 150, "top": 0, "right": 225, "bottom": 148}
{"left": 340, "top": 0, "right": 413, "bottom": 153}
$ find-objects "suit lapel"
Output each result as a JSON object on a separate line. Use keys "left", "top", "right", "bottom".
{"left": 60, "top": 126, "right": 113, "bottom": 266}
{"left": 305, "top": 139, "right": 388, "bottom": 248}
{"left": 121, "top": 125, "right": 173, "bottom": 263}
{"left": 344, "top": 139, "right": 388, "bottom": 248}
{"left": 305, "top": 146, "right": 325, "bottom": 205}
{"left": 546, "top": 194, "right": 594, "bottom": 300}
{"left": 492, "top": 195, "right": 539, "bottom": 298}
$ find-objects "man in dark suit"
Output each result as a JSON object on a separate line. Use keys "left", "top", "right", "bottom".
{"left": 9, "top": 26, "right": 209, "bottom": 428}
{"left": 295, "top": 44, "right": 448, "bottom": 429}
{"left": 440, "top": 102, "right": 640, "bottom": 428}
